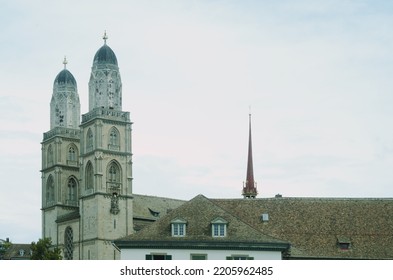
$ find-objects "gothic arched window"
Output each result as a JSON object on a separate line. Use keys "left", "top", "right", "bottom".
{"left": 107, "top": 161, "right": 121, "bottom": 194}
{"left": 108, "top": 162, "right": 120, "bottom": 183}
{"left": 64, "top": 227, "right": 73, "bottom": 260}
{"left": 86, "top": 128, "right": 93, "bottom": 151}
{"left": 46, "top": 175, "right": 55, "bottom": 206}
{"left": 85, "top": 162, "right": 94, "bottom": 191}
{"left": 108, "top": 127, "right": 120, "bottom": 150}
{"left": 67, "top": 177, "right": 77, "bottom": 205}
{"left": 47, "top": 145, "right": 54, "bottom": 166}
{"left": 68, "top": 145, "right": 77, "bottom": 162}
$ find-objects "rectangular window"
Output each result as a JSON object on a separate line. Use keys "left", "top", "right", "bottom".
{"left": 172, "top": 223, "right": 186, "bottom": 237}
{"left": 226, "top": 255, "right": 254, "bottom": 260}
{"left": 212, "top": 224, "right": 226, "bottom": 237}
{"left": 338, "top": 242, "right": 350, "bottom": 250}
{"left": 191, "top": 254, "right": 207, "bottom": 260}
{"left": 146, "top": 254, "right": 172, "bottom": 260}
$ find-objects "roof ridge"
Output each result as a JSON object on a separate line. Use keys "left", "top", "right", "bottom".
{"left": 132, "top": 193, "right": 187, "bottom": 202}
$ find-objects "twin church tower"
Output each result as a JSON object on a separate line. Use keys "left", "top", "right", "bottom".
{"left": 41, "top": 33, "right": 133, "bottom": 260}
{"left": 41, "top": 33, "right": 258, "bottom": 260}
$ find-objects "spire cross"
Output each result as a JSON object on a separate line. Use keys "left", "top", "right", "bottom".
{"left": 63, "top": 56, "right": 68, "bottom": 69}
{"left": 103, "top": 30, "right": 108, "bottom": 44}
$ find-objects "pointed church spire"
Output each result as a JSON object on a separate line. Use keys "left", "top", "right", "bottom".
{"left": 242, "top": 112, "right": 258, "bottom": 198}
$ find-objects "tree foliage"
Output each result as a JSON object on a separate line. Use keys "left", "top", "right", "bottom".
{"left": 0, "top": 239, "right": 12, "bottom": 260}
{"left": 30, "top": 238, "right": 62, "bottom": 260}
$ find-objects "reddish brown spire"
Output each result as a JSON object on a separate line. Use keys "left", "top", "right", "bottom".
{"left": 242, "top": 113, "right": 258, "bottom": 198}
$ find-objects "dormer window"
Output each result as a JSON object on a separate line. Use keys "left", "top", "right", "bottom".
{"left": 19, "top": 249, "right": 25, "bottom": 256}
{"left": 339, "top": 242, "right": 350, "bottom": 250}
{"left": 337, "top": 236, "right": 351, "bottom": 250}
{"left": 148, "top": 208, "right": 160, "bottom": 217}
{"left": 211, "top": 217, "right": 228, "bottom": 237}
{"left": 171, "top": 218, "right": 187, "bottom": 237}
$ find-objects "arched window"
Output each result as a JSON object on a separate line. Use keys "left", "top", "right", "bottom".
{"left": 86, "top": 128, "right": 93, "bottom": 151}
{"left": 85, "top": 162, "right": 94, "bottom": 190}
{"left": 67, "top": 145, "right": 78, "bottom": 166}
{"left": 47, "top": 145, "right": 53, "bottom": 166}
{"left": 108, "top": 127, "right": 120, "bottom": 150}
{"left": 46, "top": 175, "right": 55, "bottom": 206}
{"left": 68, "top": 146, "right": 77, "bottom": 161}
{"left": 67, "top": 178, "right": 77, "bottom": 205}
{"left": 108, "top": 162, "right": 120, "bottom": 183}
{"left": 64, "top": 227, "right": 73, "bottom": 260}
{"left": 107, "top": 161, "right": 121, "bottom": 194}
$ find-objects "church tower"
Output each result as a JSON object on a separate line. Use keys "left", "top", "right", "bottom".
{"left": 79, "top": 32, "right": 133, "bottom": 260}
{"left": 41, "top": 58, "right": 81, "bottom": 253}
{"left": 242, "top": 113, "right": 258, "bottom": 198}
{"left": 41, "top": 33, "right": 133, "bottom": 260}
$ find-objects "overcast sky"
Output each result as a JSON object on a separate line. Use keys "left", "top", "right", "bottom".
{"left": 1, "top": 0, "right": 393, "bottom": 243}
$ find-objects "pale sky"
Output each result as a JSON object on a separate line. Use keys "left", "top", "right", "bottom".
{"left": 1, "top": 0, "right": 393, "bottom": 243}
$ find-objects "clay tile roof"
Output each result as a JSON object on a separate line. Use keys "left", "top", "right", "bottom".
{"left": 132, "top": 194, "right": 186, "bottom": 221}
{"left": 213, "top": 197, "right": 393, "bottom": 259}
{"left": 2, "top": 244, "right": 32, "bottom": 260}
{"left": 117, "top": 194, "right": 290, "bottom": 252}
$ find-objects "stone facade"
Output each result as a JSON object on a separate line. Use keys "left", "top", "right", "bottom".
{"left": 41, "top": 34, "right": 133, "bottom": 260}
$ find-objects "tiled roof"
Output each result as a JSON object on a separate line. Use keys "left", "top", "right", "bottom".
{"left": 117, "top": 194, "right": 290, "bottom": 252}
{"left": 214, "top": 197, "right": 393, "bottom": 259}
{"left": 132, "top": 194, "right": 185, "bottom": 221}
{"left": 2, "top": 244, "right": 32, "bottom": 260}
{"left": 56, "top": 211, "right": 80, "bottom": 223}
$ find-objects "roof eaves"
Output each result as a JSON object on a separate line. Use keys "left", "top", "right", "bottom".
{"left": 114, "top": 240, "right": 290, "bottom": 252}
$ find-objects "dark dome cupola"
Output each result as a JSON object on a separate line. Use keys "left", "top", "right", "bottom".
{"left": 93, "top": 44, "right": 118, "bottom": 66}
{"left": 54, "top": 68, "right": 77, "bottom": 86}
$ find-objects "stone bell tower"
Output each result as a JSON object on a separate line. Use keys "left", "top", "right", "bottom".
{"left": 41, "top": 58, "right": 81, "bottom": 255}
{"left": 79, "top": 32, "right": 133, "bottom": 260}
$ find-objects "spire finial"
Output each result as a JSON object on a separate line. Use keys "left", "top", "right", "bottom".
{"left": 103, "top": 30, "right": 108, "bottom": 44}
{"left": 63, "top": 56, "right": 68, "bottom": 69}
{"left": 249, "top": 106, "right": 252, "bottom": 123}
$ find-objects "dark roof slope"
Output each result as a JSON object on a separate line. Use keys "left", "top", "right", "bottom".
{"left": 133, "top": 194, "right": 185, "bottom": 221}
{"left": 214, "top": 197, "right": 393, "bottom": 259}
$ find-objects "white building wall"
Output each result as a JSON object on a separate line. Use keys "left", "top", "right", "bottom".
{"left": 120, "top": 248, "right": 282, "bottom": 260}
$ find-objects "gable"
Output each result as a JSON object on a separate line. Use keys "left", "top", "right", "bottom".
{"left": 211, "top": 217, "right": 227, "bottom": 224}
{"left": 171, "top": 218, "right": 187, "bottom": 224}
